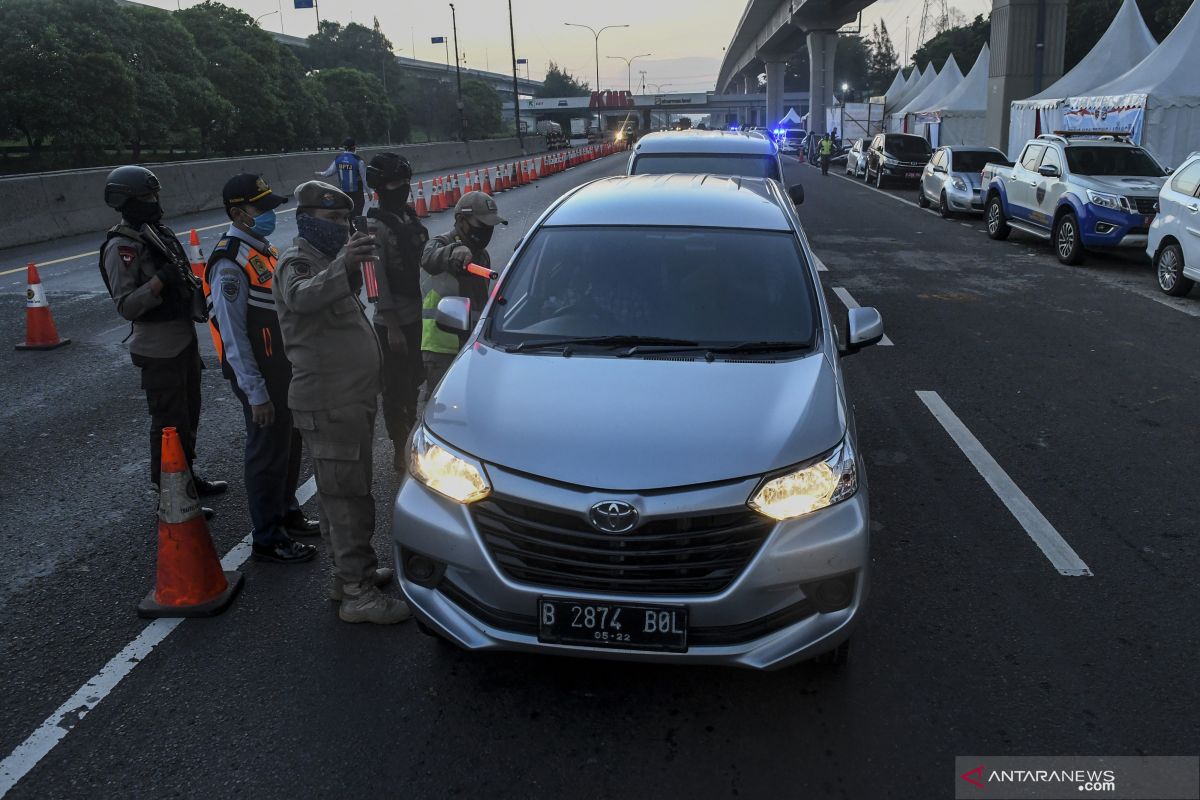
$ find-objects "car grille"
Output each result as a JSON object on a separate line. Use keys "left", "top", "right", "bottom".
{"left": 1125, "top": 196, "right": 1157, "bottom": 215}
{"left": 472, "top": 497, "right": 773, "bottom": 595}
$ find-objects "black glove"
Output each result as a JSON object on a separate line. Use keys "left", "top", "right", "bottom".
{"left": 155, "top": 266, "right": 185, "bottom": 288}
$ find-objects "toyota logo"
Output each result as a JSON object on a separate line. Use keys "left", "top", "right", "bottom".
{"left": 589, "top": 501, "right": 639, "bottom": 534}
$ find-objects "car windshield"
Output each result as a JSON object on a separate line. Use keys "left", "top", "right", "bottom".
{"left": 487, "top": 226, "right": 817, "bottom": 352}
{"left": 1065, "top": 146, "right": 1165, "bottom": 177}
{"left": 953, "top": 150, "right": 1007, "bottom": 172}
{"left": 632, "top": 153, "right": 781, "bottom": 180}
{"left": 884, "top": 135, "right": 931, "bottom": 159}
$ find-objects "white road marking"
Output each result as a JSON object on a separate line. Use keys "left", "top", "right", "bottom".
{"left": 811, "top": 253, "right": 829, "bottom": 272}
{"left": 916, "top": 390, "right": 1092, "bottom": 577}
{"left": 831, "top": 287, "right": 894, "bottom": 345}
{"left": 0, "top": 475, "right": 318, "bottom": 797}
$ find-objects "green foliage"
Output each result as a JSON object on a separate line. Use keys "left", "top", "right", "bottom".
{"left": 536, "top": 62, "right": 590, "bottom": 97}
{"left": 1064, "top": 0, "right": 1190, "bottom": 70}
{"left": 309, "top": 67, "right": 393, "bottom": 143}
{"left": 911, "top": 14, "right": 989, "bottom": 70}
{"left": 866, "top": 22, "right": 901, "bottom": 96}
{"left": 462, "top": 80, "right": 502, "bottom": 139}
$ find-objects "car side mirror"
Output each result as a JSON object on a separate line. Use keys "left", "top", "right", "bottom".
{"left": 435, "top": 296, "right": 471, "bottom": 334}
{"left": 1038, "top": 164, "right": 1060, "bottom": 178}
{"left": 844, "top": 307, "right": 884, "bottom": 355}
{"left": 788, "top": 184, "right": 805, "bottom": 205}
{"left": 933, "top": 164, "right": 946, "bottom": 173}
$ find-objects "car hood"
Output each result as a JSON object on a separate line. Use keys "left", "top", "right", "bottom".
{"left": 952, "top": 170, "right": 984, "bottom": 189}
{"left": 424, "top": 345, "right": 846, "bottom": 491}
{"left": 1074, "top": 174, "right": 1164, "bottom": 196}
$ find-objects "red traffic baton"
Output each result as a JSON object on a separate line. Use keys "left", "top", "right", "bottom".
{"left": 466, "top": 262, "right": 498, "bottom": 280}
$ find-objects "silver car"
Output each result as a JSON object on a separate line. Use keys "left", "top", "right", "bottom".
{"left": 919, "top": 146, "right": 1010, "bottom": 217}
{"left": 391, "top": 174, "right": 884, "bottom": 670}
{"left": 844, "top": 138, "right": 866, "bottom": 178}
{"left": 627, "top": 129, "right": 785, "bottom": 183}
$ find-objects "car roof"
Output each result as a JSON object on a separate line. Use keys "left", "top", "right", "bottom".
{"left": 543, "top": 174, "right": 792, "bottom": 231}
{"left": 633, "top": 130, "right": 779, "bottom": 155}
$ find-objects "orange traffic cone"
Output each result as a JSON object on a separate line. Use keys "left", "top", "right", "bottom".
{"left": 500, "top": 164, "right": 510, "bottom": 191}
{"left": 15, "top": 264, "right": 70, "bottom": 351}
{"left": 473, "top": 170, "right": 482, "bottom": 193}
{"left": 414, "top": 180, "right": 430, "bottom": 218}
{"left": 431, "top": 179, "right": 444, "bottom": 212}
{"left": 186, "top": 229, "right": 205, "bottom": 281}
{"left": 137, "top": 427, "right": 243, "bottom": 618}
{"left": 453, "top": 173, "right": 463, "bottom": 204}
{"left": 482, "top": 168, "right": 493, "bottom": 196}
{"left": 438, "top": 177, "right": 449, "bottom": 210}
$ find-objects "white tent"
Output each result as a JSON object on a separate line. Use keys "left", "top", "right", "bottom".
{"left": 886, "top": 64, "right": 936, "bottom": 126}
{"left": 894, "top": 53, "right": 963, "bottom": 132}
{"left": 778, "top": 107, "right": 805, "bottom": 128}
{"left": 1064, "top": 0, "right": 1200, "bottom": 168}
{"left": 879, "top": 68, "right": 909, "bottom": 102}
{"left": 1008, "top": 0, "right": 1156, "bottom": 159}
{"left": 911, "top": 45, "right": 990, "bottom": 147}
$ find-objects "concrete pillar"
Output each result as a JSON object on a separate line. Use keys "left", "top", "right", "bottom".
{"left": 765, "top": 60, "right": 785, "bottom": 129}
{"left": 806, "top": 30, "right": 838, "bottom": 135}
{"left": 985, "top": 0, "right": 1069, "bottom": 152}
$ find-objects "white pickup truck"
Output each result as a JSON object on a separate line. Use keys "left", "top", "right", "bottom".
{"left": 981, "top": 133, "right": 1168, "bottom": 265}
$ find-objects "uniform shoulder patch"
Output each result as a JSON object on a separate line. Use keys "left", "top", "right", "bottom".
{"left": 221, "top": 277, "right": 242, "bottom": 300}
{"left": 117, "top": 246, "right": 136, "bottom": 265}
{"left": 247, "top": 254, "right": 272, "bottom": 282}
{"left": 215, "top": 237, "right": 230, "bottom": 249}
{"left": 291, "top": 260, "right": 314, "bottom": 278}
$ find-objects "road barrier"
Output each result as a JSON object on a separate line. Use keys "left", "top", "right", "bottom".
{"left": 14, "top": 263, "right": 70, "bottom": 351}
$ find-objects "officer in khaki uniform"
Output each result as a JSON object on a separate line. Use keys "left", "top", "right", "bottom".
{"left": 272, "top": 181, "right": 410, "bottom": 625}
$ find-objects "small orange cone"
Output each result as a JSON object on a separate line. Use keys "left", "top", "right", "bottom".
{"left": 452, "top": 173, "right": 463, "bottom": 204}
{"left": 431, "top": 179, "right": 444, "bottom": 212}
{"left": 138, "top": 428, "right": 243, "bottom": 618}
{"left": 482, "top": 168, "right": 493, "bottom": 196}
{"left": 15, "top": 264, "right": 70, "bottom": 351}
{"left": 186, "top": 229, "right": 205, "bottom": 281}
{"left": 414, "top": 180, "right": 430, "bottom": 217}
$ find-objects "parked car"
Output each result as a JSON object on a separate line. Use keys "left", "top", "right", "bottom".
{"left": 863, "top": 133, "right": 932, "bottom": 188}
{"left": 627, "top": 129, "right": 790, "bottom": 186}
{"left": 1148, "top": 151, "right": 1200, "bottom": 296}
{"left": 776, "top": 128, "right": 803, "bottom": 155}
{"left": 983, "top": 133, "right": 1168, "bottom": 265}
{"left": 392, "top": 173, "right": 884, "bottom": 670}
{"left": 844, "top": 139, "right": 867, "bottom": 178}
{"left": 918, "top": 146, "right": 1010, "bottom": 217}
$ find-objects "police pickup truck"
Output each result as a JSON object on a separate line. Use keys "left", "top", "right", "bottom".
{"left": 982, "top": 133, "right": 1167, "bottom": 265}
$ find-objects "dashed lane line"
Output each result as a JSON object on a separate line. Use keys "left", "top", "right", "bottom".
{"left": 831, "top": 286, "right": 894, "bottom": 346}
{"left": 0, "top": 475, "right": 318, "bottom": 797}
{"left": 916, "top": 390, "right": 1092, "bottom": 577}
{"left": 811, "top": 253, "right": 829, "bottom": 272}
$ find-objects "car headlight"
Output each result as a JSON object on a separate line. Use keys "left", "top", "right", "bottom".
{"left": 883, "top": 155, "right": 898, "bottom": 165}
{"left": 748, "top": 439, "right": 858, "bottom": 521}
{"left": 951, "top": 177, "right": 968, "bottom": 191}
{"left": 1086, "top": 189, "right": 1129, "bottom": 212}
{"left": 409, "top": 426, "right": 491, "bottom": 504}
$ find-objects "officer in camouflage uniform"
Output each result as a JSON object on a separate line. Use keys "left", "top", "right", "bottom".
{"left": 272, "top": 181, "right": 409, "bottom": 625}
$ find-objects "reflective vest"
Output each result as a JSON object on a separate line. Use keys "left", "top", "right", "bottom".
{"left": 204, "top": 236, "right": 289, "bottom": 385}
{"left": 420, "top": 269, "right": 463, "bottom": 355}
{"left": 819, "top": 138, "right": 834, "bottom": 155}
{"left": 335, "top": 152, "right": 363, "bottom": 193}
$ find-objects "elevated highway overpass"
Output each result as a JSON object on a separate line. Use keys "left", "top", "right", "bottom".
{"left": 504, "top": 92, "right": 812, "bottom": 131}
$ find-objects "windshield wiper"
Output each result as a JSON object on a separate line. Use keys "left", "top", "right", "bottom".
{"left": 507, "top": 335, "right": 699, "bottom": 354}
{"left": 616, "top": 340, "right": 813, "bottom": 358}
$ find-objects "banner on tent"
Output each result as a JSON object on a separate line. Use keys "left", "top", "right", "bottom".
{"left": 913, "top": 111, "right": 941, "bottom": 125}
{"left": 1062, "top": 94, "right": 1147, "bottom": 142}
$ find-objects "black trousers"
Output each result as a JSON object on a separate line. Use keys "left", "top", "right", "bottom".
{"left": 374, "top": 320, "right": 424, "bottom": 443}
{"left": 131, "top": 337, "right": 202, "bottom": 485}
{"left": 350, "top": 191, "right": 366, "bottom": 217}
{"left": 231, "top": 379, "right": 303, "bottom": 546}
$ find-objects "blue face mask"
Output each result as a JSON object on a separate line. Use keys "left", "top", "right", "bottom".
{"left": 249, "top": 209, "right": 276, "bottom": 237}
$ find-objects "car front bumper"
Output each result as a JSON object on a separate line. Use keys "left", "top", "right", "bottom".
{"left": 391, "top": 463, "right": 870, "bottom": 671}
{"left": 945, "top": 184, "right": 984, "bottom": 212}
{"left": 1079, "top": 202, "right": 1155, "bottom": 248}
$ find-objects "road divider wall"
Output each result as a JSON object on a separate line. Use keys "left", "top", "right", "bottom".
{"left": 0, "top": 138, "right": 547, "bottom": 250}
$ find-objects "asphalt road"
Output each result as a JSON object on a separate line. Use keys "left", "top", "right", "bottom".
{"left": 1, "top": 151, "right": 1197, "bottom": 799}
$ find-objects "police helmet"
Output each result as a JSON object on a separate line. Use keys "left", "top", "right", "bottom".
{"left": 366, "top": 153, "right": 413, "bottom": 190}
{"left": 104, "top": 165, "right": 161, "bottom": 210}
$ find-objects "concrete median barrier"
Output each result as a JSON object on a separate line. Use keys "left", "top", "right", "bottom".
{"left": 0, "top": 137, "right": 546, "bottom": 250}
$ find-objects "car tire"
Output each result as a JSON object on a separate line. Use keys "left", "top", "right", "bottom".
{"left": 811, "top": 639, "right": 851, "bottom": 668}
{"left": 917, "top": 188, "right": 930, "bottom": 208}
{"left": 875, "top": 168, "right": 886, "bottom": 189}
{"left": 939, "top": 191, "right": 954, "bottom": 219}
{"left": 986, "top": 195, "right": 1010, "bottom": 240}
{"left": 1156, "top": 242, "right": 1194, "bottom": 296}
{"left": 1053, "top": 211, "right": 1085, "bottom": 265}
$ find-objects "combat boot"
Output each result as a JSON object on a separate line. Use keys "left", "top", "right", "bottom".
{"left": 328, "top": 567, "right": 395, "bottom": 601}
{"left": 338, "top": 581, "right": 411, "bottom": 624}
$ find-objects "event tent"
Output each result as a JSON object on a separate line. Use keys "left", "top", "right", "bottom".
{"left": 1063, "top": 0, "right": 1200, "bottom": 168}
{"left": 892, "top": 55, "right": 963, "bottom": 132}
{"left": 1007, "top": 0, "right": 1156, "bottom": 159}
{"left": 910, "top": 45, "right": 990, "bottom": 147}
{"left": 885, "top": 63, "right": 935, "bottom": 126}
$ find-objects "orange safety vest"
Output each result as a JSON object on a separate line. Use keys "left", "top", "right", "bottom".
{"left": 204, "top": 235, "right": 289, "bottom": 385}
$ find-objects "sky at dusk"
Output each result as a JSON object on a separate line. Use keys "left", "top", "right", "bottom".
{"left": 136, "top": 0, "right": 995, "bottom": 92}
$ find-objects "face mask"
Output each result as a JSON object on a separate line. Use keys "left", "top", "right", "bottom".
{"left": 123, "top": 198, "right": 163, "bottom": 225}
{"left": 297, "top": 213, "right": 350, "bottom": 258}
{"left": 248, "top": 209, "right": 276, "bottom": 238}
{"left": 461, "top": 223, "right": 493, "bottom": 250}
{"left": 378, "top": 185, "right": 411, "bottom": 213}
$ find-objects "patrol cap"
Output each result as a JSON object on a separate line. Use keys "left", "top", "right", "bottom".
{"left": 454, "top": 191, "right": 508, "bottom": 226}
{"left": 294, "top": 180, "right": 353, "bottom": 212}
{"left": 222, "top": 174, "right": 288, "bottom": 211}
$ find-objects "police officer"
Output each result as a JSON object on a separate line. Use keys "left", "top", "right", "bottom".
{"left": 273, "top": 181, "right": 408, "bottom": 625}
{"left": 365, "top": 153, "right": 429, "bottom": 471}
{"left": 819, "top": 132, "right": 834, "bottom": 175}
{"left": 316, "top": 138, "right": 369, "bottom": 217}
{"left": 100, "top": 166, "right": 226, "bottom": 511}
{"left": 206, "top": 174, "right": 319, "bottom": 564}
{"left": 418, "top": 191, "right": 506, "bottom": 416}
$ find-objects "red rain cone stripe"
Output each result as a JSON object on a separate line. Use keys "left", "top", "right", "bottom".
{"left": 15, "top": 263, "right": 70, "bottom": 351}
{"left": 482, "top": 168, "right": 493, "bottom": 196}
{"left": 414, "top": 180, "right": 430, "bottom": 217}
{"left": 138, "top": 428, "right": 243, "bottom": 618}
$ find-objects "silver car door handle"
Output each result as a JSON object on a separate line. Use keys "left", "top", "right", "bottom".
{"left": 1187, "top": 203, "right": 1199, "bottom": 213}
{"left": 1028, "top": 181, "right": 1039, "bottom": 187}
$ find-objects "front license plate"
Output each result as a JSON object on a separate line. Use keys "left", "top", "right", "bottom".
{"left": 538, "top": 597, "right": 688, "bottom": 653}
{"left": 906, "top": 172, "right": 920, "bottom": 179}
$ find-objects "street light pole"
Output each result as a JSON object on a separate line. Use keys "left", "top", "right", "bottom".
{"left": 606, "top": 53, "right": 651, "bottom": 94}
{"left": 449, "top": 4, "right": 466, "bottom": 142}
{"left": 254, "top": 10, "right": 278, "bottom": 26}
{"left": 564, "top": 22, "right": 629, "bottom": 128}
{"left": 508, "top": 0, "right": 524, "bottom": 151}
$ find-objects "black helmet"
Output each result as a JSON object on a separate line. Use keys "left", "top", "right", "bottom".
{"left": 366, "top": 153, "right": 413, "bottom": 190}
{"left": 104, "top": 165, "right": 161, "bottom": 210}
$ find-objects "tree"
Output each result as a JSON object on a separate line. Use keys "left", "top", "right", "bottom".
{"left": 536, "top": 62, "right": 590, "bottom": 97}
{"left": 1064, "top": 0, "right": 1190, "bottom": 70}
{"left": 309, "top": 68, "right": 392, "bottom": 144}
{"left": 866, "top": 21, "right": 901, "bottom": 96}
{"left": 911, "top": 13, "right": 989, "bottom": 69}
{"left": 461, "top": 79, "right": 502, "bottom": 139}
